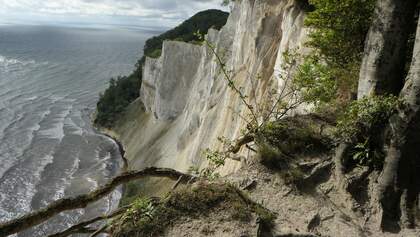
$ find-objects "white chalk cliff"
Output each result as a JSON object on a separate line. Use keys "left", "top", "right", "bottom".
{"left": 112, "top": 0, "right": 308, "bottom": 174}
{"left": 105, "top": 1, "right": 420, "bottom": 236}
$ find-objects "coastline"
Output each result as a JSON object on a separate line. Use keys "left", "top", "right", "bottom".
{"left": 88, "top": 108, "right": 129, "bottom": 172}
{"left": 98, "top": 131, "right": 129, "bottom": 171}
{"left": 88, "top": 108, "right": 130, "bottom": 213}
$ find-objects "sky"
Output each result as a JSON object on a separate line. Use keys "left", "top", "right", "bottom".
{"left": 0, "top": 0, "right": 228, "bottom": 30}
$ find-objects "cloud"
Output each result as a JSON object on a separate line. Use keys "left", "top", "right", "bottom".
{"left": 0, "top": 0, "right": 227, "bottom": 28}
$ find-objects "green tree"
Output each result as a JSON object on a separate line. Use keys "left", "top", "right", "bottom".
{"left": 143, "top": 9, "right": 229, "bottom": 58}
{"left": 302, "top": 0, "right": 375, "bottom": 101}
{"left": 305, "top": 0, "right": 375, "bottom": 67}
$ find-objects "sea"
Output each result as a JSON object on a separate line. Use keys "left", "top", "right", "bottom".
{"left": 0, "top": 25, "right": 154, "bottom": 236}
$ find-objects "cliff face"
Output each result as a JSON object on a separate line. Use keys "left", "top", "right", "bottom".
{"left": 102, "top": 1, "right": 420, "bottom": 236}
{"left": 113, "top": 0, "right": 308, "bottom": 174}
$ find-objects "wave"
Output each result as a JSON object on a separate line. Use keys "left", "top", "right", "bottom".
{"left": 0, "top": 107, "right": 51, "bottom": 179}
{"left": 50, "top": 152, "right": 80, "bottom": 202}
{"left": 0, "top": 154, "right": 54, "bottom": 222}
{"left": 38, "top": 105, "right": 72, "bottom": 141}
{"left": 0, "top": 55, "right": 36, "bottom": 68}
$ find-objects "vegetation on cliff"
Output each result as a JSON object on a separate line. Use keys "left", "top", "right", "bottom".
{"left": 143, "top": 9, "right": 229, "bottom": 59}
{"left": 3, "top": 0, "right": 420, "bottom": 236}
{"left": 202, "top": 0, "right": 420, "bottom": 233}
{"left": 95, "top": 75, "right": 140, "bottom": 128}
{"left": 111, "top": 182, "right": 274, "bottom": 237}
{"left": 94, "top": 9, "right": 229, "bottom": 128}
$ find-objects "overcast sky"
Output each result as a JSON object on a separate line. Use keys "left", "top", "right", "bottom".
{"left": 0, "top": 0, "right": 228, "bottom": 30}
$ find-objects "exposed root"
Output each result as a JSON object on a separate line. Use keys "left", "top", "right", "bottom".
{"left": 334, "top": 143, "right": 351, "bottom": 190}
{"left": 47, "top": 205, "right": 131, "bottom": 237}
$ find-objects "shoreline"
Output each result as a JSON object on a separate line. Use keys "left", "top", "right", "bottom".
{"left": 88, "top": 108, "right": 129, "bottom": 211}
{"left": 99, "top": 131, "right": 129, "bottom": 171}
{"left": 87, "top": 108, "right": 128, "bottom": 171}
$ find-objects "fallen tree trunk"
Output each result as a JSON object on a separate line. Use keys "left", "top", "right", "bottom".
{"left": 378, "top": 13, "right": 420, "bottom": 231}
{"left": 0, "top": 167, "right": 196, "bottom": 237}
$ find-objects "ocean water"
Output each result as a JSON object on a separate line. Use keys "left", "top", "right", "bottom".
{"left": 0, "top": 25, "right": 153, "bottom": 236}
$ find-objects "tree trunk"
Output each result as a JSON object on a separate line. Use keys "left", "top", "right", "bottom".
{"left": 357, "top": 0, "right": 417, "bottom": 99}
{"left": 378, "top": 14, "right": 420, "bottom": 232}
{"left": 0, "top": 167, "right": 196, "bottom": 237}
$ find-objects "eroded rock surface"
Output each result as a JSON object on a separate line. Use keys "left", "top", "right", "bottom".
{"left": 115, "top": 0, "right": 309, "bottom": 174}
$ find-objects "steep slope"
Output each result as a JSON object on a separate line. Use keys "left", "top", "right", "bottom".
{"left": 111, "top": 0, "right": 309, "bottom": 175}
{"left": 106, "top": 1, "right": 420, "bottom": 236}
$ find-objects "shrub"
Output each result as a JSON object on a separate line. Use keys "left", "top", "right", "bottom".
{"left": 111, "top": 183, "right": 275, "bottom": 237}
{"left": 336, "top": 95, "right": 399, "bottom": 169}
{"left": 255, "top": 116, "right": 334, "bottom": 185}
{"left": 256, "top": 117, "right": 332, "bottom": 162}
{"left": 336, "top": 95, "right": 399, "bottom": 143}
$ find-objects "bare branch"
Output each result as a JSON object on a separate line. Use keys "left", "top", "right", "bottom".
{"left": 204, "top": 39, "right": 259, "bottom": 126}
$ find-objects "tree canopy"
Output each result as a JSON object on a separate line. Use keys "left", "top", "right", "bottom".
{"left": 143, "top": 9, "right": 229, "bottom": 58}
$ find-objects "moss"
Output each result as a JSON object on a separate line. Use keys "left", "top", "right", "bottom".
{"left": 255, "top": 115, "right": 334, "bottom": 186}
{"left": 110, "top": 182, "right": 275, "bottom": 237}
{"left": 256, "top": 116, "right": 333, "bottom": 167}
{"left": 119, "top": 177, "right": 178, "bottom": 207}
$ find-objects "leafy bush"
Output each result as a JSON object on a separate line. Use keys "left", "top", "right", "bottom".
{"left": 258, "top": 118, "right": 332, "bottom": 157}
{"left": 336, "top": 96, "right": 399, "bottom": 168}
{"left": 336, "top": 95, "right": 399, "bottom": 142}
{"left": 111, "top": 183, "right": 275, "bottom": 237}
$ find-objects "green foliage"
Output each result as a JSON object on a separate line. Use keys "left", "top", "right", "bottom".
{"left": 254, "top": 115, "right": 335, "bottom": 185}
{"left": 305, "top": 0, "right": 375, "bottom": 67}
{"left": 255, "top": 116, "right": 333, "bottom": 185}
{"left": 351, "top": 138, "right": 385, "bottom": 169}
{"left": 300, "top": 0, "right": 375, "bottom": 102}
{"left": 336, "top": 95, "right": 399, "bottom": 143}
{"left": 352, "top": 139, "right": 370, "bottom": 164}
{"left": 190, "top": 148, "right": 227, "bottom": 180}
{"left": 119, "top": 181, "right": 146, "bottom": 207}
{"left": 294, "top": 54, "right": 337, "bottom": 106}
{"left": 95, "top": 75, "right": 140, "bottom": 128}
{"left": 257, "top": 118, "right": 332, "bottom": 160}
{"left": 148, "top": 49, "right": 162, "bottom": 59}
{"left": 121, "top": 198, "right": 155, "bottom": 223}
{"left": 143, "top": 9, "right": 229, "bottom": 58}
{"left": 203, "top": 148, "right": 226, "bottom": 168}
{"left": 336, "top": 95, "right": 399, "bottom": 168}
{"left": 111, "top": 183, "right": 275, "bottom": 237}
